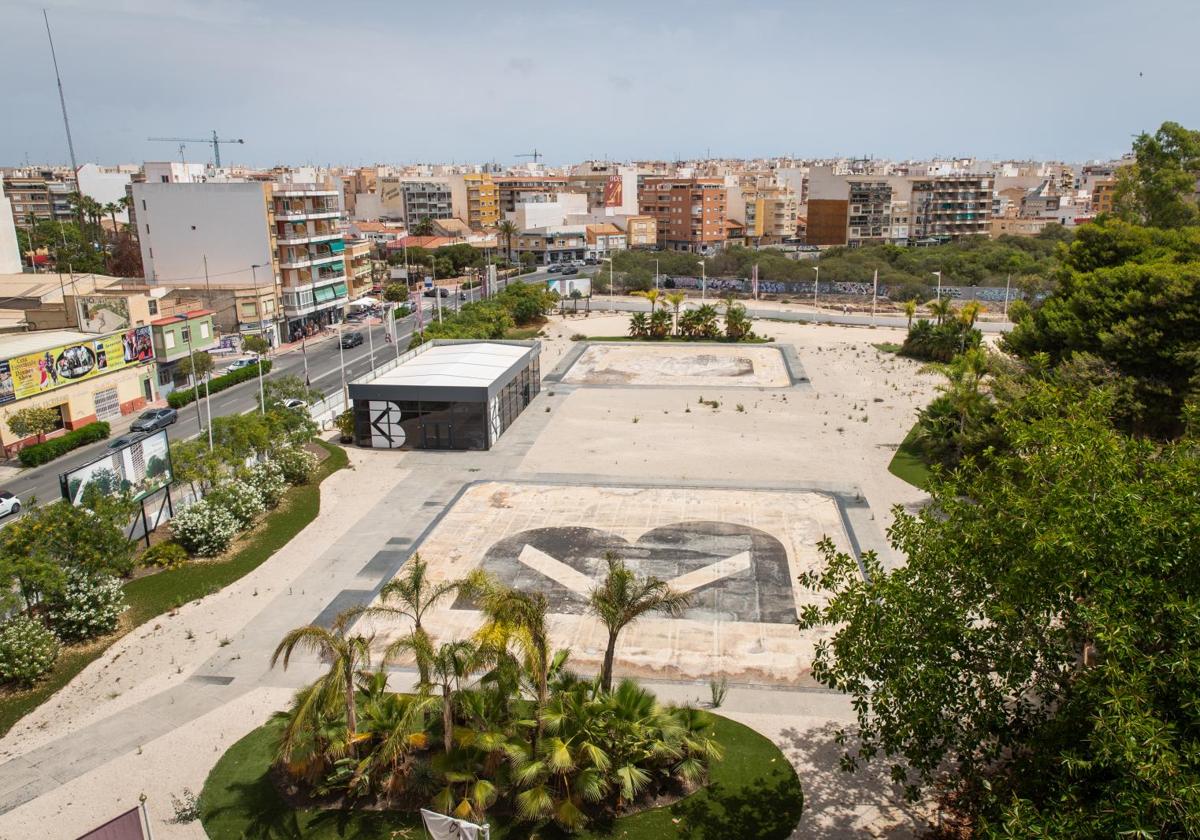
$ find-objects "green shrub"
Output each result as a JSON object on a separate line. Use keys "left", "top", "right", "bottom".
{"left": 0, "top": 617, "right": 60, "bottom": 687}
{"left": 274, "top": 447, "right": 318, "bottom": 485}
{"left": 244, "top": 461, "right": 287, "bottom": 509}
{"left": 900, "top": 319, "right": 982, "bottom": 362}
{"left": 43, "top": 571, "right": 126, "bottom": 642}
{"left": 208, "top": 479, "right": 265, "bottom": 529}
{"left": 334, "top": 409, "right": 355, "bottom": 443}
{"left": 141, "top": 541, "right": 190, "bottom": 569}
{"left": 17, "top": 421, "right": 110, "bottom": 467}
{"left": 168, "top": 360, "right": 273, "bottom": 409}
{"left": 172, "top": 499, "right": 239, "bottom": 557}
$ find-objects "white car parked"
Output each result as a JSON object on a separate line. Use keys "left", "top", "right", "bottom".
{"left": 0, "top": 491, "right": 21, "bottom": 517}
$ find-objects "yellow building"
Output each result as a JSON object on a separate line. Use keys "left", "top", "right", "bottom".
{"left": 450, "top": 173, "right": 500, "bottom": 230}
{"left": 1091, "top": 179, "right": 1117, "bottom": 215}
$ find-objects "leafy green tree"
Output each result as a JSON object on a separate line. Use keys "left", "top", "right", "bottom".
{"left": 411, "top": 217, "right": 436, "bottom": 237}
{"left": 271, "top": 608, "right": 373, "bottom": 760}
{"left": 241, "top": 335, "right": 270, "bottom": 356}
{"left": 6, "top": 406, "right": 60, "bottom": 444}
{"left": 175, "top": 350, "right": 214, "bottom": 385}
{"left": 588, "top": 554, "right": 690, "bottom": 692}
{"left": 1003, "top": 218, "right": 1200, "bottom": 435}
{"left": 382, "top": 283, "right": 408, "bottom": 303}
{"left": 799, "top": 382, "right": 1200, "bottom": 836}
{"left": 262, "top": 374, "right": 319, "bottom": 409}
{"left": 1113, "top": 120, "right": 1200, "bottom": 228}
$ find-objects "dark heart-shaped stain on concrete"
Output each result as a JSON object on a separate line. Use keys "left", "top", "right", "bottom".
{"left": 452, "top": 521, "right": 795, "bottom": 624}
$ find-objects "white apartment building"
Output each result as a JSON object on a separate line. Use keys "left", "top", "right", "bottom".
{"left": 75, "top": 164, "right": 138, "bottom": 221}
{"left": 143, "top": 161, "right": 208, "bottom": 184}
{"left": 133, "top": 179, "right": 349, "bottom": 344}
{"left": 0, "top": 195, "right": 20, "bottom": 273}
{"left": 508, "top": 193, "right": 588, "bottom": 231}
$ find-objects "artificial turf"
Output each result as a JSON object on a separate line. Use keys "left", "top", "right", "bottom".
{"left": 887, "top": 424, "right": 932, "bottom": 490}
{"left": 200, "top": 713, "right": 804, "bottom": 839}
{"left": 0, "top": 441, "right": 349, "bottom": 737}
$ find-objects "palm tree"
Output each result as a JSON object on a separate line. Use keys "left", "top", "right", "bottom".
{"left": 664, "top": 292, "right": 686, "bottom": 336}
{"left": 370, "top": 554, "right": 479, "bottom": 684}
{"left": 927, "top": 296, "right": 955, "bottom": 326}
{"left": 588, "top": 554, "right": 691, "bottom": 692}
{"left": 628, "top": 311, "right": 649, "bottom": 338}
{"left": 632, "top": 288, "right": 662, "bottom": 314}
{"left": 102, "top": 202, "right": 121, "bottom": 243}
{"left": 271, "top": 608, "right": 374, "bottom": 760}
{"left": 476, "top": 586, "right": 553, "bottom": 753}
{"left": 387, "top": 633, "right": 486, "bottom": 754}
{"left": 903, "top": 299, "right": 917, "bottom": 330}
{"left": 497, "top": 220, "right": 518, "bottom": 265}
{"left": 959, "top": 300, "right": 982, "bottom": 328}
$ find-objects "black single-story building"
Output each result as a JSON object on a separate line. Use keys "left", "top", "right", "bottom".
{"left": 349, "top": 340, "right": 541, "bottom": 450}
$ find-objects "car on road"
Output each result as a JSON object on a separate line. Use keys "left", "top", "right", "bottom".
{"left": 130, "top": 408, "right": 178, "bottom": 432}
{"left": 547, "top": 264, "right": 563, "bottom": 273}
{"left": 422, "top": 288, "right": 450, "bottom": 298}
{"left": 0, "top": 492, "right": 21, "bottom": 518}
{"left": 281, "top": 398, "right": 309, "bottom": 411}
{"left": 107, "top": 433, "right": 145, "bottom": 450}
{"left": 225, "top": 357, "right": 258, "bottom": 374}
{"left": 584, "top": 257, "right": 598, "bottom": 265}
{"left": 340, "top": 331, "right": 364, "bottom": 348}
{"left": 560, "top": 265, "right": 579, "bottom": 275}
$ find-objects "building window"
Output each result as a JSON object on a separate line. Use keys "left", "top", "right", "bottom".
{"left": 164, "top": 332, "right": 175, "bottom": 350}
{"left": 199, "top": 322, "right": 209, "bottom": 339}
{"left": 147, "top": 300, "right": 158, "bottom": 315}
{"left": 181, "top": 325, "right": 191, "bottom": 343}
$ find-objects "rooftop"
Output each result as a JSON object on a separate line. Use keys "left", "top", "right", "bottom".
{"left": 0, "top": 329, "right": 95, "bottom": 358}
{"left": 149, "top": 309, "right": 214, "bottom": 327}
{"left": 371, "top": 342, "right": 532, "bottom": 390}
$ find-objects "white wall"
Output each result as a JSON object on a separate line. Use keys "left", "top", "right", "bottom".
{"left": 0, "top": 195, "right": 21, "bottom": 274}
{"left": 511, "top": 193, "right": 588, "bottom": 230}
{"left": 143, "top": 161, "right": 207, "bottom": 184}
{"left": 133, "top": 182, "right": 273, "bottom": 289}
{"left": 75, "top": 164, "right": 133, "bottom": 221}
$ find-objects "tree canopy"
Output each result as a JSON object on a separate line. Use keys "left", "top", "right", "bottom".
{"left": 1113, "top": 121, "right": 1200, "bottom": 229}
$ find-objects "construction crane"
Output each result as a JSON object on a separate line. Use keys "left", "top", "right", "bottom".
{"left": 147, "top": 130, "right": 245, "bottom": 168}
{"left": 515, "top": 149, "right": 544, "bottom": 163}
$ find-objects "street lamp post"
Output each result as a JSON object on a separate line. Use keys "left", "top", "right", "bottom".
{"left": 932, "top": 270, "right": 942, "bottom": 301}
{"left": 601, "top": 257, "right": 614, "bottom": 307}
{"left": 337, "top": 320, "right": 348, "bottom": 406}
{"left": 654, "top": 259, "right": 660, "bottom": 290}
{"left": 811, "top": 265, "right": 819, "bottom": 322}
{"left": 250, "top": 263, "right": 267, "bottom": 413}
{"left": 1003, "top": 273, "right": 1011, "bottom": 320}
{"left": 697, "top": 260, "right": 706, "bottom": 303}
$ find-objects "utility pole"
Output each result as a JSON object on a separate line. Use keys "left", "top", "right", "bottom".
{"left": 811, "top": 265, "right": 819, "bottom": 322}
{"left": 43, "top": 10, "right": 79, "bottom": 176}
{"left": 1003, "top": 274, "right": 1011, "bottom": 320}
{"left": 871, "top": 268, "right": 878, "bottom": 325}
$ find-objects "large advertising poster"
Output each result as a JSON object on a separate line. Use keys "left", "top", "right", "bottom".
{"left": 0, "top": 326, "right": 153, "bottom": 406}
{"left": 603, "top": 173, "right": 623, "bottom": 207}
{"left": 59, "top": 429, "right": 172, "bottom": 506}
{"left": 76, "top": 296, "right": 131, "bottom": 333}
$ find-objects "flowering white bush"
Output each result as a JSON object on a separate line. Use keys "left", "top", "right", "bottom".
{"left": 273, "top": 447, "right": 318, "bottom": 486}
{"left": 172, "top": 499, "right": 239, "bottom": 557}
{"left": 44, "top": 571, "right": 126, "bottom": 641}
{"left": 245, "top": 460, "right": 288, "bottom": 508}
{"left": 0, "top": 616, "right": 60, "bottom": 687}
{"left": 210, "top": 478, "right": 265, "bottom": 529}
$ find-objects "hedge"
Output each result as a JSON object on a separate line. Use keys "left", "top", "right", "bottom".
{"left": 168, "top": 359, "right": 273, "bottom": 408}
{"left": 17, "top": 421, "right": 110, "bottom": 467}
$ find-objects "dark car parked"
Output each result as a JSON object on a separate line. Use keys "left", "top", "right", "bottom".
{"left": 422, "top": 288, "right": 450, "bottom": 298}
{"left": 131, "top": 408, "right": 178, "bottom": 433}
{"left": 340, "top": 331, "right": 364, "bottom": 348}
{"left": 560, "top": 265, "right": 579, "bottom": 275}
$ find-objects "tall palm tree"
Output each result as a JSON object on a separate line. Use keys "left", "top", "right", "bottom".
{"left": 664, "top": 291, "right": 686, "bottom": 336}
{"left": 588, "top": 554, "right": 691, "bottom": 692}
{"left": 903, "top": 299, "right": 917, "bottom": 330}
{"left": 386, "top": 633, "right": 486, "bottom": 754}
{"left": 102, "top": 202, "right": 121, "bottom": 243}
{"left": 632, "top": 288, "right": 662, "bottom": 314}
{"left": 271, "top": 608, "right": 374, "bottom": 760}
{"left": 475, "top": 585, "right": 552, "bottom": 753}
{"left": 497, "top": 219, "right": 518, "bottom": 265}
{"left": 370, "top": 554, "right": 479, "bottom": 684}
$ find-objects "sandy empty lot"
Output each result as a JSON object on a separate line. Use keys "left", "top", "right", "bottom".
{"left": 563, "top": 342, "right": 792, "bottom": 387}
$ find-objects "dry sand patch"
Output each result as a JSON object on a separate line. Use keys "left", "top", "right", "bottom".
{"left": 562, "top": 343, "right": 791, "bottom": 387}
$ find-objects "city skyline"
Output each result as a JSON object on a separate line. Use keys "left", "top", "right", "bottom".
{"left": 4, "top": 0, "right": 1198, "bottom": 168}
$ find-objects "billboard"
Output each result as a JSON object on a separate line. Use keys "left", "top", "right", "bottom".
{"left": 603, "top": 174, "right": 623, "bottom": 207}
{"left": 0, "top": 326, "right": 153, "bottom": 406}
{"left": 76, "top": 296, "right": 131, "bottom": 333}
{"left": 59, "top": 429, "right": 172, "bottom": 506}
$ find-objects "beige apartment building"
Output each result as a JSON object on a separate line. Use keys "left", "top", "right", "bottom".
{"left": 625, "top": 215, "right": 657, "bottom": 249}
{"left": 741, "top": 184, "right": 799, "bottom": 244}
{"left": 449, "top": 173, "right": 500, "bottom": 230}
{"left": 910, "top": 174, "right": 994, "bottom": 239}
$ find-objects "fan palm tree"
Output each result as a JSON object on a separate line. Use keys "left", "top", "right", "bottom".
{"left": 628, "top": 311, "right": 649, "bottom": 338}
{"left": 369, "top": 554, "right": 480, "bottom": 684}
{"left": 588, "top": 554, "right": 691, "bottom": 692}
{"left": 497, "top": 219, "right": 518, "bottom": 265}
{"left": 102, "top": 202, "right": 122, "bottom": 243}
{"left": 903, "top": 299, "right": 918, "bottom": 330}
{"left": 664, "top": 292, "right": 686, "bottom": 336}
{"left": 476, "top": 586, "right": 553, "bottom": 753}
{"left": 271, "top": 608, "right": 374, "bottom": 760}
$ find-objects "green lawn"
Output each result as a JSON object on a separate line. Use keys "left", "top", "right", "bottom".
{"left": 201, "top": 713, "right": 803, "bottom": 840}
{"left": 887, "top": 424, "right": 932, "bottom": 490}
{"left": 0, "top": 441, "right": 349, "bottom": 737}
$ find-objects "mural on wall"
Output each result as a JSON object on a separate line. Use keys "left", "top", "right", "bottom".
{"left": 0, "top": 326, "right": 154, "bottom": 406}
{"left": 76, "top": 296, "right": 131, "bottom": 333}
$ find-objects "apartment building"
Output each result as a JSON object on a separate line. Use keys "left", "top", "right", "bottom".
{"left": 1019, "top": 180, "right": 1061, "bottom": 218}
{"left": 564, "top": 163, "right": 640, "bottom": 216}
{"left": 448, "top": 173, "right": 500, "bottom": 229}
{"left": 1090, "top": 178, "right": 1117, "bottom": 214}
{"left": 585, "top": 223, "right": 626, "bottom": 259}
{"left": 514, "top": 227, "right": 587, "bottom": 264}
{"left": 343, "top": 238, "right": 374, "bottom": 295}
{"left": 0, "top": 196, "right": 19, "bottom": 273}
{"left": 494, "top": 176, "right": 568, "bottom": 214}
{"left": 133, "top": 178, "right": 349, "bottom": 344}
{"left": 625, "top": 215, "right": 657, "bottom": 249}
{"left": 910, "top": 174, "right": 994, "bottom": 239}
{"left": 3, "top": 171, "right": 76, "bottom": 224}
{"left": 637, "top": 178, "right": 727, "bottom": 254}
{"left": 740, "top": 184, "right": 799, "bottom": 244}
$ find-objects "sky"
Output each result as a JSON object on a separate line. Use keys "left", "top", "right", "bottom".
{"left": 3, "top": 0, "right": 1199, "bottom": 169}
